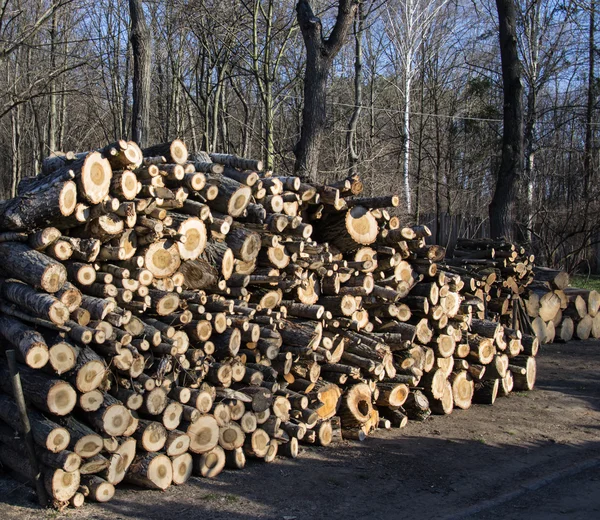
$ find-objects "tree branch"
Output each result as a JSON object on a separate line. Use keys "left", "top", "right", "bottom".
{"left": 296, "top": 0, "right": 323, "bottom": 48}
{"left": 324, "top": 0, "right": 359, "bottom": 56}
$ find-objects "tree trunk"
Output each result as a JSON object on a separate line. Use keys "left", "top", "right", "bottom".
{"left": 346, "top": 3, "right": 364, "bottom": 175}
{"left": 524, "top": 85, "right": 536, "bottom": 240}
{"left": 584, "top": 0, "right": 596, "bottom": 196}
{"left": 522, "top": 0, "right": 541, "bottom": 241}
{"left": 489, "top": 0, "right": 523, "bottom": 240}
{"left": 129, "top": 0, "right": 151, "bottom": 147}
{"left": 48, "top": 7, "right": 59, "bottom": 155}
{"left": 294, "top": 0, "right": 358, "bottom": 181}
{"left": 402, "top": 64, "right": 412, "bottom": 214}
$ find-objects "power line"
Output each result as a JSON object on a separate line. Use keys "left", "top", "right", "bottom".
{"left": 275, "top": 93, "right": 600, "bottom": 126}
{"left": 277, "top": 93, "right": 504, "bottom": 123}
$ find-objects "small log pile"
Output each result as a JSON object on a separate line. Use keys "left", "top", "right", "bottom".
{"left": 437, "top": 238, "right": 535, "bottom": 331}
{"left": 0, "top": 140, "right": 539, "bottom": 509}
{"left": 524, "top": 268, "right": 600, "bottom": 342}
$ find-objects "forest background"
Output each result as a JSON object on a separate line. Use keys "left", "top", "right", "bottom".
{"left": 0, "top": 0, "right": 597, "bottom": 270}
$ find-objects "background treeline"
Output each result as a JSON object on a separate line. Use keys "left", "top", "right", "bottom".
{"left": 0, "top": 0, "right": 598, "bottom": 270}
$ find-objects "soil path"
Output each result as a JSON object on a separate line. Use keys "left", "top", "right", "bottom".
{"left": 2, "top": 341, "right": 599, "bottom": 520}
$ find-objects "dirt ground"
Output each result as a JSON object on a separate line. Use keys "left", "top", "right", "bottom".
{"left": 1, "top": 341, "right": 599, "bottom": 520}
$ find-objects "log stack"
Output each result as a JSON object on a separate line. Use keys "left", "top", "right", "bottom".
{"left": 524, "top": 268, "right": 600, "bottom": 342}
{"left": 0, "top": 140, "right": 540, "bottom": 509}
{"left": 440, "top": 238, "right": 535, "bottom": 329}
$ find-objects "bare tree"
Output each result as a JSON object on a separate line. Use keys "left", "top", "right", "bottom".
{"left": 489, "top": 0, "right": 524, "bottom": 239}
{"left": 346, "top": 2, "right": 365, "bottom": 175}
{"left": 243, "top": 0, "right": 298, "bottom": 170}
{"left": 517, "top": 0, "right": 574, "bottom": 238}
{"left": 294, "top": 0, "right": 358, "bottom": 180}
{"left": 584, "top": 0, "right": 596, "bottom": 194}
{"left": 385, "top": 0, "right": 449, "bottom": 215}
{"left": 0, "top": 0, "right": 594, "bottom": 269}
{"left": 129, "top": 0, "right": 151, "bottom": 146}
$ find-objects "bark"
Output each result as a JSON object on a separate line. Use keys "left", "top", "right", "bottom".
{"left": 584, "top": 0, "right": 596, "bottom": 195}
{"left": 294, "top": 0, "right": 358, "bottom": 180}
{"left": 0, "top": 242, "right": 67, "bottom": 293}
{"left": 0, "top": 394, "right": 70, "bottom": 453}
{"left": 346, "top": 3, "right": 364, "bottom": 175}
{"left": 490, "top": 0, "right": 524, "bottom": 240}
{"left": 129, "top": 0, "right": 151, "bottom": 147}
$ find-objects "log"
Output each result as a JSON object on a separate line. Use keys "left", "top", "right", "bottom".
{"left": 186, "top": 415, "right": 219, "bottom": 454}
{"left": 207, "top": 175, "right": 252, "bottom": 217}
{"left": 473, "top": 379, "right": 499, "bottom": 405}
{"left": 0, "top": 180, "right": 78, "bottom": 231}
{"left": 171, "top": 452, "right": 193, "bottom": 485}
{"left": 143, "top": 140, "right": 188, "bottom": 165}
{"left": 80, "top": 475, "right": 115, "bottom": 503}
{"left": 533, "top": 267, "right": 569, "bottom": 290}
{"left": 193, "top": 445, "right": 226, "bottom": 478}
{"left": 318, "top": 206, "right": 379, "bottom": 252}
{"left": 207, "top": 153, "right": 261, "bottom": 172}
{"left": 0, "top": 242, "right": 67, "bottom": 293}
{"left": 403, "top": 390, "right": 431, "bottom": 421}
{"left": 0, "top": 444, "right": 79, "bottom": 502}
{"left": 101, "top": 438, "right": 136, "bottom": 485}
{"left": 165, "top": 430, "right": 191, "bottom": 457}
{"left": 338, "top": 383, "right": 372, "bottom": 428}
{"left": 124, "top": 452, "right": 173, "bottom": 490}
{"left": 168, "top": 214, "right": 207, "bottom": 261}
{"left": 142, "top": 239, "right": 181, "bottom": 279}
{"left": 226, "top": 226, "right": 261, "bottom": 262}
{"left": 133, "top": 419, "right": 167, "bottom": 452}
{"left": 65, "top": 346, "right": 106, "bottom": 393}
{"left": 450, "top": 371, "right": 473, "bottom": 410}
{"left": 86, "top": 393, "right": 131, "bottom": 436}
{"left": 43, "top": 152, "right": 112, "bottom": 204}
{"left": 429, "top": 381, "right": 454, "bottom": 415}
{"left": 511, "top": 356, "right": 537, "bottom": 391}
{"left": 0, "top": 362, "right": 76, "bottom": 416}
{"left": 0, "top": 315, "right": 49, "bottom": 368}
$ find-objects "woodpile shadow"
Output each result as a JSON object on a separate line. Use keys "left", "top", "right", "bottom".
{"left": 3, "top": 434, "right": 600, "bottom": 520}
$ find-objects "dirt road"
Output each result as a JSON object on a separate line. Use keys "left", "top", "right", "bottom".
{"left": 2, "top": 341, "right": 599, "bottom": 520}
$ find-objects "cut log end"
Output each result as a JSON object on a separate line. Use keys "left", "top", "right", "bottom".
{"left": 171, "top": 453, "right": 193, "bottom": 485}
{"left": 48, "top": 381, "right": 78, "bottom": 416}
{"left": 194, "top": 446, "right": 226, "bottom": 478}
{"left": 46, "top": 468, "right": 80, "bottom": 502}
{"left": 81, "top": 152, "right": 113, "bottom": 204}
{"left": 59, "top": 181, "right": 78, "bottom": 216}
{"left": 228, "top": 185, "right": 253, "bottom": 217}
{"left": 346, "top": 206, "right": 379, "bottom": 245}
{"left": 144, "top": 240, "right": 181, "bottom": 279}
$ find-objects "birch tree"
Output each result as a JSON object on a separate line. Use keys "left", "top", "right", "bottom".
{"left": 385, "top": 0, "right": 449, "bottom": 215}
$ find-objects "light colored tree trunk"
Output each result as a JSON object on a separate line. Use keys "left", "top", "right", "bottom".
{"left": 347, "top": 3, "right": 364, "bottom": 176}
{"left": 10, "top": 104, "right": 21, "bottom": 197}
{"left": 402, "top": 66, "right": 412, "bottom": 214}
{"left": 264, "top": 82, "right": 274, "bottom": 170}
{"left": 48, "top": 7, "right": 58, "bottom": 154}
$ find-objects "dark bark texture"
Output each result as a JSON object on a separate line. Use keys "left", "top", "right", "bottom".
{"left": 129, "top": 0, "right": 152, "bottom": 147}
{"left": 294, "top": 0, "right": 358, "bottom": 181}
{"left": 489, "top": 0, "right": 524, "bottom": 240}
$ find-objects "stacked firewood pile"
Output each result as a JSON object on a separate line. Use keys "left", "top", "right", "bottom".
{"left": 524, "top": 268, "right": 600, "bottom": 342}
{"left": 439, "top": 238, "right": 535, "bottom": 329}
{"left": 0, "top": 140, "right": 539, "bottom": 509}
